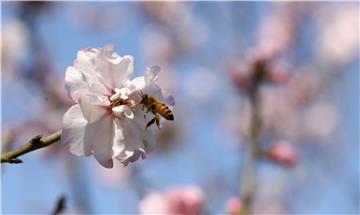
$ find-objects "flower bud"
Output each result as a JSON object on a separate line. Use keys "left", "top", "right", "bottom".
{"left": 265, "top": 141, "right": 298, "bottom": 167}
{"left": 226, "top": 196, "right": 244, "bottom": 215}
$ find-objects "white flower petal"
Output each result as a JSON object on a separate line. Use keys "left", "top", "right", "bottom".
{"left": 93, "top": 45, "right": 134, "bottom": 89}
{"left": 120, "top": 150, "right": 145, "bottom": 166}
{"left": 84, "top": 115, "right": 114, "bottom": 168}
{"left": 112, "top": 105, "right": 134, "bottom": 119}
{"left": 112, "top": 118, "right": 125, "bottom": 158}
{"left": 61, "top": 105, "right": 91, "bottom": 156}
{"left": 145, "top": 66, "right": 160, "bottom": 84}
{"left": 79, "top": 94, "right": 109, "bottom": 123}
{"left": 112, "top": 55, "right": 134, "bottom": 88}
{"left": 65, "top": 66, "right": 89, "bottom": 102}
{"left": 129, "top": 76, "right": 146, "bottom": 92}
{"left": 118, "top": 88, "right": 130, "bottom": 100}
{"left": 110, "top": 91, "right": 120, "bottom": 101}
{"left": 114, "top": 117, "right": 155, "bottom": 165}
{"left": 74, "top": 49, "right": 110, "bottom": 95}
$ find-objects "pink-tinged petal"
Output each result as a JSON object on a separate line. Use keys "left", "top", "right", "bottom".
{"left": 121, "top": 150, "right": 145, "bottom": 166}
{"left": 65, "top": 66, "right": 89, "bottom": 102}
{"left": 79, "top": 94, "right": 109, "bottom": 123}
{"left": 84, "top": 115, "right": 114, "bottom": 168}
{"left": 74, "top": 49, "right": 110, "bottom": 95}
{"left": 61, "top": 105, "right": 91, "bottom": 156}
{"left": 95, "top": 45, "right": 134, "bottom": 89}
{"left": 112, "top": 118, "right": 125, "bottom": 158}
{"left": 77, "top": 47, "right": 99, "bottom": 61}
{"left": 145, "top": 66, "right": 160, "bottom": 84}
{"left": 114, "top": 117, "right": 155, "bottom": 165}
{"left": 112, "top": 55, "right": 134, "bottom": 88}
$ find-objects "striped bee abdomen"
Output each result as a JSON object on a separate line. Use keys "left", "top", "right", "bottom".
{"left": 156, "top": 103, "right": 174, "bottom": 120}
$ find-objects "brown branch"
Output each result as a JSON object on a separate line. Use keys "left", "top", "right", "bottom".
{"left": 1, "top": 130, "right": 61, "bottom": 163}
{"left": 240, "top": 60, "right": 266, "bottom": 215}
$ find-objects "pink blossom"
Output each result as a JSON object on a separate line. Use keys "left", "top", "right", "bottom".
{"left": 226, "top": 196, "right": 244, "bottom": 215}
{"left": 61, "top": 44, "right": 174, "bottom": 168}
{"left": 139, "top": 185, "right": 205, "bottom": 215}
{"left": 266, "top": 141, "right": 299, "bottom": 167}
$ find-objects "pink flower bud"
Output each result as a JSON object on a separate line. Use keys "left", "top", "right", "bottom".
{"left": 166, "top": 185, "right": 204, "bottom": 215}
{"left": 266, "top": 141, "right": 298, "bottom": 167}
{"left": 139, "top": 185, "right": 205, "bottom": 215}
{"left": 268, "top": 69, "right": 290, "bottom": 84}
{"left": 226, "top": 196, "right": 244, "bottom": 215}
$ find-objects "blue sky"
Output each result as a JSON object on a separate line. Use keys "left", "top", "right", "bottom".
{"left": 1, "top": 2, "right": 359, "bottom": 214}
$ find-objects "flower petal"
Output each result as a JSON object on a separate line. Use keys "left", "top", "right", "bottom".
{"left": 112, "top": 118, "right": 125, "bottom": 158}
{"left": 145, "top": 66, "right": 160, "bottom": 84}
{"left": 95, "top": 45, "right": 134, "bottom": 89}
{"left": 84, "top": 115, "right": 114, "bottom": 168}
{"left": 74, "top": 49, "right": 110, "bottom": 95}
{"left": 114, "top": 117, "right": 155, "bottom": 165}
{"left": 128, "top": 76, "right": 146, "bottom": 92}
{"left": 121, "top": 150, "right": 146, "bottom": 166}
{"left": 65, "top": 66, "right": 89, "bottom": 102}
{"left": 112, "top": 55, "right": 134, "bottom": 88}
{"left": 61, "top": 105, "right": 91, "bottom": 156}
{"left": 79, "top": 94, "right": 109, "bottom": 123}
{"left": 112, "top": 105, "right": 134, "bottom": 119}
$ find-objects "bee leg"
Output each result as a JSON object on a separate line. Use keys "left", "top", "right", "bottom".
{"left": 145, "top": 117, "right": 156, "bottom": 130}
{"left": 155, "top": 115, "right": 161, "bottom": 129}
{"left": 144, "top": 107, "right": 152, "bottom": 119}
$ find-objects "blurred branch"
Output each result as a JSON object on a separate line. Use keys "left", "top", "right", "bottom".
{"left": 1, "top": 130, "right": 61, "bottom": 163}
{"left": 240, "top": 60, "right": 266, "bottom": 214}
{"left": 51, "top": 195, "right": 66, "bottom": 215}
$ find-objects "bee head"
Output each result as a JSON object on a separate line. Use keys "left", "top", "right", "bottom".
{"left": 139, "top": 91, "right": 148, "bottom": 104}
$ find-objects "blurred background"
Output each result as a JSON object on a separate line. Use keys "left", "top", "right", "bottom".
{"left": 1, "top": 2, "right": 359, "bottom": 214}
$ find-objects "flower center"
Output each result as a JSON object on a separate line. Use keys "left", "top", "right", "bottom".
{"left": 109, "top": 88, "right": 136, "bottom": 110}
{"left": 110, "top": 97, "right": 136, "bottom": 109}
{"left": 110, "top": 97, "right": 127, "bottom": 107}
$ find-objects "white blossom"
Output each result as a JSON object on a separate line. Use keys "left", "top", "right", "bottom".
{"left": 61, "top": 44, "right": 173, "bottom": 168}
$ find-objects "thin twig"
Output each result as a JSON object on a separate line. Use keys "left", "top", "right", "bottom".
{"left": 1, "top": 130, "right": 61, "bottom": 163}
{"left": 240, "top": 60, "right": 266, "bottom": 214}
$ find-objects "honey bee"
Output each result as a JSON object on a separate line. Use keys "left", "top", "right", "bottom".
{"left": 139, "top": 91, "right": 174, "bottom": 129}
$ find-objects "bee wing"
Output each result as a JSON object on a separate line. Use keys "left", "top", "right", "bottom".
{"left": 162, "top": 91, "right": 175, "bottom": 107}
